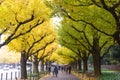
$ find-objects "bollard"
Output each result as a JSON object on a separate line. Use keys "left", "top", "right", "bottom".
{"left": 15, "top": 72, "right": 17, "bottom": 80}
{"left": 18, "top": 71, "right": 20, "bottom": 79}
{"left": 15, "top": 77, "right": 17, "bottom": 80}
{"left": 30, "top": 68, "right": 32, "bottom": 80}
{"left": 1, "top": 73, "right": 3, "bottom": 80}
{"left": 6, "top": 73, "right": 8, "bottom": 80}
{"left": 30, "top": 74, "right": 31, "bottom": 80}
{"left": 33, "top": 77, "right": 34, "bottom": 80}
{"left": 11, "top": 72, "right": 12, "bottom": 80}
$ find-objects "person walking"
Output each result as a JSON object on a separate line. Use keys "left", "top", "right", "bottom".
{"left": 51, "top": 66, "right": 55, "bottom": 76}
{"left": 48, "top": 66, "right": 51, "bottom": 75}
{"left": 54, "top": 66, "right": 58, "bottom": 77}
{"left": 68, "top": 65, "right": 71, "bottom": 74}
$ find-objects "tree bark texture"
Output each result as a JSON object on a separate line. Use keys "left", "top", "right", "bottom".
{"left": 92, "top": 38, "right": 101, "bottom": 77}
{"left": 41, "top": 61, "right": 44, "bottom": 71}
{"left": 77, "top": 60, "right": 82, "bottom": 71}
{"left": 20, "top": 52, "right": 27, "bottom": 79}
{"left": 83, "top": 58, "right": 88, "bottom": 73}
{"left": 33, "top": 61, "right": 39, "bottom": 75}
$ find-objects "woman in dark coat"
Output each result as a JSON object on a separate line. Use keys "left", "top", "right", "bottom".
{"left": 68, "top": 65, "right": 71, "bottom": 74}
{"left": 54, "top": 66, "right": 58, "bottom": 77}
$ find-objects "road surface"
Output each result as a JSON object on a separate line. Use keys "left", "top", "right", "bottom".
{"left": 40, "top": 71, "right": 80, "bottom": 80}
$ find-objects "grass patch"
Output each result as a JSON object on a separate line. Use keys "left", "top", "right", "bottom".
{"left": 73, "top": 69, "right": 120, "bottom": 80}
{"left": 100, "top": 70, "right": 120, "bottom": 80}
{"left": 27, "top": 71, "right": 47, "bottom": 77}
{"left": 27, "top": 73, "right": 38, "bottom": 77}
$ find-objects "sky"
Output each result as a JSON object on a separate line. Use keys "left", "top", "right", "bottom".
{"left": 52, "top": 16, "right": 62, "bottom": 27}
{"left": 0, "top": 46, "right": 20, "bottom": 63}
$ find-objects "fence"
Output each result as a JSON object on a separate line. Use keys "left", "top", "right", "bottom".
{"left": 0, "top": 70, "right": 20, "bottom": 80}
{"left": 101, "top": 65, "right": 120, "bottom": 71}
{"left": 0, "top": 67, "right": 47, "bottom": 80}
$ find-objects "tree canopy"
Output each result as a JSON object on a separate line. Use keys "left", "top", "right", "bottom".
{"left": 0, "top": 0, "right": 51, "bottom": 48}
{"left": 47, "top": 0, "right": 118, "bottom": 77}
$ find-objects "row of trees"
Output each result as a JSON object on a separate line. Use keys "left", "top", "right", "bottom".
{"left": 0, "top": 0, "right": 58, "bottom": 79}
{"left": 0, "top": 0, "right": 119, "bottom": 79}
{"left": 47, "top": 0, "right": 120, "bottom": 77}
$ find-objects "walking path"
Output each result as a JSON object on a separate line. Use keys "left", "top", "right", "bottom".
{"left": 40, "top": 71, "right": 80, "bottom": 80}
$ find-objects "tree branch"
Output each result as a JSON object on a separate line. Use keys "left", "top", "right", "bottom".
{"left": 101, "top": 45, "right": 113, "bottom": 59}
{"left": 0, "top": 28, "right": 8, "bottom": 37}
{"left": 40, "top": 48, "right": 57, "bottom": 61}
{"left": 64, "top": 1, "right": 93, "bottom": 7}
{"left": 100, "top": 41, "right": 108, "bottom": 50}
{"left": 0, "top": 0, "right": 3, "bottom": 5}
{"left": 111, "top": 0, "right": 120, "bottom": 10}
{"left": 27, "top": 34, "right": 47, "bottom": 54}
{"left": 91, "top": 0, "right": 101, "bottom": 7}
{"left": 29, "top": 38, "right": 55, "bottom": 57}
{"left": 0, "top": 22, "right": 15, "bottom": 37}
{"left": 61, "top": 8, "right": 113, "bottom": 37}
{"left": 65, "top": 30, "right": 91, "bottom": 52}
{"left": 100, "top": 0, "right": 109, "bottom": 10}
{"left": 0, "top": 19, "right": 45, "bottom": 48}
{"left": 62, "top": 38, "right": 80, "bottom": 46}
{"left": 82, "top": 31, "right": 93, "bottom": 48}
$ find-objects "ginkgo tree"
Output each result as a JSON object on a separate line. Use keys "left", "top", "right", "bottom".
{"left": 90, "top": 0, "right": 120, "bottom": 45}
{"left": 61, "top": 39, "right": 90, "bottom": 73}
{"left": 48, "top": 0, "right": 116, "bottom": 77}
{"left": 31, "top": 42, "right": 58, "bottom": 75}
{"left": 4, "top": 0, "right": 54, "bottom": 79}
{"left": 0, "top": 0, "right": 51, "bottom": 48}
{"left": 58, "top": 18, "right": 113, "bottom": 76}
{"left": 8, "top": 19, "right": 56, "bottom": 79}
{"left": 30, "top": 23, "right": 56, "bottom": 78}
{"left": 58, "top": 24, "right": 90, "bottom": 73}
{"left": 57, "top": 47, "right": 77, "bottom": 64}
{"left": 50, "top": 47, "right": 75, "bottom": 65}
{"left": 49, "top": 0, "right": 119, "bottom": 44}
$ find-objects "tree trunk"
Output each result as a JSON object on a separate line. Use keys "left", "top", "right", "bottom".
{"left": 33, "top": 61, "right": 39, "bottom": 75}
{"left": 45, "top": 61, "right": 48, "bottom": 71}
{"left": 112, "top": 11, "right": 120, "bottom": 45}
{"left": 20, "top": 52, "right": 27, "bottom": 79}
{"left": 41, "top": 61, "right": 44, "bottom": 71}
{"left": 77, "top": 60, "right": 82, "bottom": 71}
{"left": 113, "top": 30, "right": 120, "bottom": 45}
{"left": 116, "top": 19, "right": 120, "bottom": 45}
{"left": 74, "top": 61, "right": 77, "bottom": 70}
{"left": 93, "top": 53, "right": 101, "bottom": 77}
{"left": 92, "top": 37, "right": 101, "bottom": 77}
{"left": 83, "top": 58, "right": 88, "bottom": 73}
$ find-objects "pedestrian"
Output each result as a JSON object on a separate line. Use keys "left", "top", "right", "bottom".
{"left": 54, "top": 66, "right": 58, "bottom": 77}
{"left": 48, "top": 66, "right": 51, "bottom": 75}
{"left": 61, "top": 66, "right": 64, "bottom": 71}
{"left": 51, "top": 65, "right": 55, "bottom": 76}
{"left": 68, "top": 65, "right": 71, "bottom": 74}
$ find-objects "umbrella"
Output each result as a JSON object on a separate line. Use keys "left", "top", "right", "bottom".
{"left": 51, "top": 62, "right": 58, "bottom": 66}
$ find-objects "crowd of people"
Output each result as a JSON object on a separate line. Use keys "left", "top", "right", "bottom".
{"left": 47, "top": 64, "right": 72, "bottom": 77}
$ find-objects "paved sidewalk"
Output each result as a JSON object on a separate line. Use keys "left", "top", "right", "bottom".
{"left": 40, "top": 71, "right": 80, "bottom": 80}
